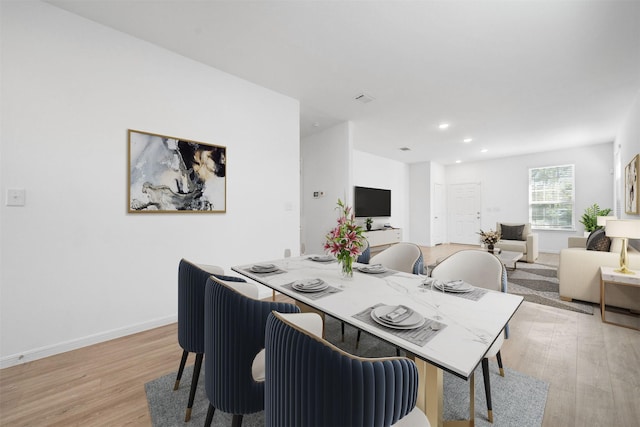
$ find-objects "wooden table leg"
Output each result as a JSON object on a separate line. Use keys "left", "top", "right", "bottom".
{"left": 412, "top": 357, "right": 443, "bottom": 427}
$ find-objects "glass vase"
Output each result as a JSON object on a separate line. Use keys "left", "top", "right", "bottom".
{"left": 487, "top": 243, "right": 495, "bottom": 253}
{"left": 340, "top": 256, "right": 354, "bottom": 280}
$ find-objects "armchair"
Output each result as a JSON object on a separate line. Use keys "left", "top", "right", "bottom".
{"left": 494, "top": 222, "right": 539, "bottom": 263}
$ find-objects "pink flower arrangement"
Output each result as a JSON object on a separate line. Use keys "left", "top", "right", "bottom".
{"left": 324, "top": 199, "right": 365, "bottom": 270}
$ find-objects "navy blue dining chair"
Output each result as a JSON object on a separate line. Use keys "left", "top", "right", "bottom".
{"left": 204, "top": 276, "right": 300, "bottom": 427}
{"left": 175, "top": 259, "right": 246, "bottom": 421}
{"left": 265, "top": 311, "right": 430, "bottom": 427}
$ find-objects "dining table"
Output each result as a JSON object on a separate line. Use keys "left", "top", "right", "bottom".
{"left": 232, "top": 255, "right": 523, "bottom": 427}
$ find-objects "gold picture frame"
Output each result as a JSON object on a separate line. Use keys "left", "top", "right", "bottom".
{"left": 625, "top": 154, "right": 639, "bottom": 215}
{"left": 127, "top": 129, "right": 226, "bottom": 213}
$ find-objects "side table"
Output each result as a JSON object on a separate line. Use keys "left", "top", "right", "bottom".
{"left": 600, "top": 266, "right": 640, "bottom": 331}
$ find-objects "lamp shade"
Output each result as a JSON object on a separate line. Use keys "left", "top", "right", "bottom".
{"left": 605, "top": 220, "right": 640, "bottom": 239}
{"left": 597, "top": 215, "right": 617, "bottom": 227}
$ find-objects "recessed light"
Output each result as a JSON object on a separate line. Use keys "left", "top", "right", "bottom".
{"left": 463, "top": 138, "right": 473, "bottom": 143}
{"left": 480, "top": 148, "right": 488, "bottom": 153}
{"left": 438, "top": 123, "right": 449, "bottom": 130}
{"left": 455, "top": 160, "right": 462, "bottom": 164}
{"left": 313, "top": 122, "right": 320, "bottom": 127}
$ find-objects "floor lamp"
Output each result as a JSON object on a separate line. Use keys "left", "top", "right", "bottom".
{"left": 605, "top": 220, "right": 640, "bottom": 274}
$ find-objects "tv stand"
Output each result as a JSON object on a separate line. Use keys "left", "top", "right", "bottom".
{"left": 363, "top": 228, "right": 402, "bottom": 255}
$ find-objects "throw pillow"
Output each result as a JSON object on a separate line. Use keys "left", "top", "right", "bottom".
{"left": 500, "top": 224, "right": 525, "bottom": 241}
{"left": 586, "top": 229, "right": 611, "bottom": 252}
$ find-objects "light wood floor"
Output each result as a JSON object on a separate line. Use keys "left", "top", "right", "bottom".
{"left": 1, "top": 245, "right": 639, "bottom": 426}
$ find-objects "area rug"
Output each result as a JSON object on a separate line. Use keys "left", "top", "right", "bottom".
{"left": 507, "top": 262, "right": 593, "bottom": 314}
{"left": 146, "top": 318, "right": 548, "bottom": 427}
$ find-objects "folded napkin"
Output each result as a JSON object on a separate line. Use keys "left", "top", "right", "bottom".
{"left": 252, "top": 263, "right": 277, "bottom": 272}
{"left": 442, "top": 280, "right": 467, "bottom": 289}
{"left": 292, "top": 278, "right": 326, "bottom": 290}
{"left": 382, "top": 305, "right": 413, "bottom": 324}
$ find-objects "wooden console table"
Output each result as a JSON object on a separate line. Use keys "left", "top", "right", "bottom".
{"left": 600, "top": 266, "right": 640, "bottom": 331}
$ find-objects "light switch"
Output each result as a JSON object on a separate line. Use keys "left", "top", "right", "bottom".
{"left": 6, "top": 189, "right": 26, "bottom": 206}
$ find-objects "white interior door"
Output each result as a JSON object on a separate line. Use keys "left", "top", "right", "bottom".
{"left": 432, "top": 183, "right": 445, "bottom": 245}
{"left": 448, "top": 183, "right": 481, "bottom": 244}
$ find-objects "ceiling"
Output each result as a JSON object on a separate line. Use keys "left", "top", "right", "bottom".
{"left": 47, "top": 0, "right": 640, "bottom": 164}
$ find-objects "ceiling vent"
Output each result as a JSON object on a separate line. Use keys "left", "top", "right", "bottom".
{"left": 399, "top": 147, "right": 411, "bottom": 151}
{"left": 354, "top": 92, "right": 375, "bottom": 104}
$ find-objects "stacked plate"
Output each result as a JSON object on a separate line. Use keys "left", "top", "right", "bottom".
{"left": 358, "top": 264, "right": 387, "bottom": 274}
{"left": 250, "top": 263, "right": 278, "bottom": 273}
{"left": 291, "top": 278, "right": 328, "bottom": 293}
{"left": 434, "top": 280, "right": 474, "bottom": 293}
{"left": 370, "top": 305, "right": 425, "bottom": 330}
{"left": 309, "top": 255, "right": 335, "bottom": 262}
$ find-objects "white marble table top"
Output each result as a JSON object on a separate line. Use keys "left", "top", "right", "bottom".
{"left": 600, "top": 266, "right": 640, "bottom": 286}
{"left": 233, "top": 255, "right": 523, "bottom": 379}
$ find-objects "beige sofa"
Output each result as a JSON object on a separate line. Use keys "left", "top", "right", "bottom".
{"left": 558, "top": 238, "right": 640, "bottom": 311}
{"left": 494, "top": 222, "right": 539, "bottom": 263}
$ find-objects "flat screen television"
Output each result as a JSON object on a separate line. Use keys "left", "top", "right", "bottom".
{"left": 354, "top": 186, "right": 391, "bottom": 217}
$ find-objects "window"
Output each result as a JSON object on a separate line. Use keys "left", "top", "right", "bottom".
{"left": 529, "top": 164, "right": 574, "bottom": 230}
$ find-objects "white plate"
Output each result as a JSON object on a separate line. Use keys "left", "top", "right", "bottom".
{"left": 435, "top": 280, "right": 474, "bottom": 293}
{"left": 292, "top": 279, "right": 329, "bottom": 293}
{"left": 250, "top": 264, "right": 278, "bottom": 273}
{"left": 309, "top": 255, "right": 335, "bottom": 262}
{"left": 371, "top": 305, "right": 425, "bottom": 329}
{"left": 358, "top": 265, "right": 387, "bottom": 274}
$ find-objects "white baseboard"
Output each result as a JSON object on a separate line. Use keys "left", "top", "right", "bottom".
{"left": 0, "top": 314, "right": 177, "bottom": 369}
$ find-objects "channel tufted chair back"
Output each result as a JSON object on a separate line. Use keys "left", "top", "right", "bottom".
{"left": 175, "top": 259, "right": 232, "bottom": 421}
{"left": 203, "top": 276, "right": 300, "bottom": 427}
{"left": 264, "top": 311, "right": 430, "bottom": 427}
{"left": 369, "top": 242, "right": 424, "bottom": 275}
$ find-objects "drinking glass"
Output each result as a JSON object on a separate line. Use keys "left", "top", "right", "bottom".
{"left": 430, "top": 279, "right": 446, "bottom": 329}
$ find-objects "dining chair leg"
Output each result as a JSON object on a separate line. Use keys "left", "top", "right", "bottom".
{"left": 204, "top": 404, "right": 215, "bottom": 427}
{"left": 496, "top": 350, "right": 505, "bottom": 376}
{"left": 185, "top": 352, "right": 203, "bottom": 422}
{"left": 174, "top": 350, "right": 189, "bottom": 390}
{"left": 231, "top": 414, "right": 243, "bottom": 427}
{"left": 482, "top": 358, "right": 493, "bottom": 423}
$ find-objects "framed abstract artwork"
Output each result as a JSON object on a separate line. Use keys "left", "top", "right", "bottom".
{"left": 128, "top": 129, "right": 226, "bottom": 213}
{"left": 625, "top": 154, "right": 639, "bottom": 215}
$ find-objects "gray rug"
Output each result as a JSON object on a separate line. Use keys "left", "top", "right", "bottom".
{"left": 507, "top": 263, "right": 594, "bottom": 315}
{"left": 146, "top": 318, "right": 548, "bottom": 427}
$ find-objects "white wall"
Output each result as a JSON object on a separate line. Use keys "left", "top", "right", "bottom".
{"left": 408, "top": 161, "right": 446, "bottom": 246}
{"left": 301, "top": 122, "right": 353, "bottom": 255}
{"left": 410, "top": 163, "right": 430, "bottom": 245}
{"left": 614, "top": 91, "right": 640, "bottom": 220}
{"left": 0, "top": 1, "right": 300, "bottom": 367}
{"left": 446, "top": 143, "right": 614, "bottom": 253}
{"left": 614, "top": 91, "right": 640, "bottom": 250}
{"left": 301, "top": 130, "right": 410, "bottom": 255}
{"left": 353, "top": 150, "right": 410, "bottom": 234}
